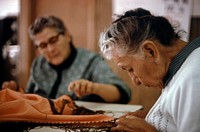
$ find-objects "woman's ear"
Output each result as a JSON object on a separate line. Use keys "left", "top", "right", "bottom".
{"left": 141, "top": 40, "right": 158, "bottom": 59}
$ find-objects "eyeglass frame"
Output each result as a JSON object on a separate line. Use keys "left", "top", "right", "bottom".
{"left": 35, "top": 33, "right": 62, "bottom": 49}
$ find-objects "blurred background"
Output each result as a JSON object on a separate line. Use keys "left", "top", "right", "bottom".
{"left": 0, "top": 0, "right": 199, "bottom": 111}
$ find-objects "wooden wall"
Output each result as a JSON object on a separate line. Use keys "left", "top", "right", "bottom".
{"left": 18, "top": 0, "right": 161, "bottom": 111}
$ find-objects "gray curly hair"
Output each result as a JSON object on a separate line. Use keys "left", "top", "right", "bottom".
{"left": 99, "top": 8, "right": 181, "bottom": 60}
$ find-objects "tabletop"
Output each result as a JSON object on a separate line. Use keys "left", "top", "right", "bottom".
{"left": 75, "top": 101, "right": 143, "bottom": 118}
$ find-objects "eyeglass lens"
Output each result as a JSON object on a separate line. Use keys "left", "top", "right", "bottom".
{"left": 37, "top": 33, "right": 60, "bottom": 49}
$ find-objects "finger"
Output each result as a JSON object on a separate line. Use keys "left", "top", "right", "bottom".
{"left": 79, "top": 83, "right": 87, "bottom": 96}
{"left": 111, "top": 125, "right": 132, "bottom": 132}
{"left": 73, "top": 82, "right": 81, "bottom": 97}
{"left": 116, "top": 117, "right": 136, "bottom": 128}
{"left": 2, "top": 81, "right": 18, "bottom": 91}
{"left": 85, "top": 82, "right": 93, "bottom": 94}
{"left": 10, "top": 80, "right": 17, "bottom": 86}
{"left": 2, "top": 82, "right": 9, "bottom": 89}
{"left": 68, "top": 82, "right": 74, "bottom": 92}
{"left": 110, "top": 126, "right": 120, "bottom": 132}
{"left": 121, "top": 112, "right": 139, "bottom": 118}
{"left": 78, "top": 82, "right": 84, "bottom": 93}
{"left": 117, "top": 117, "right": 133, "bottom": 125}
{"left": 68, "top": 80, "right": 80, "bottom": 91}
{"left": 9, "top": 81, "right": 18, "bottom": 90}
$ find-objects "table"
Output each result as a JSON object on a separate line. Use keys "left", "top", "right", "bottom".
{"left": 30, "top": 101, "right": 143, "bottom": 132}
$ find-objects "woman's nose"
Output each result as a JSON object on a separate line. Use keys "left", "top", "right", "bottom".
{"left": 46, "top": 44, "right": 56, "bottom": 52}
{"left": 129, "top": 73, "right": 140, "bottom": 86}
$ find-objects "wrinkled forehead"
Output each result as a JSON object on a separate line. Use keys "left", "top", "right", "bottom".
{"left": 102, "top": 43, "right": 129, "bottom": 60}
{"left": 112, "top": 55, "right": 133, "bottom": 69}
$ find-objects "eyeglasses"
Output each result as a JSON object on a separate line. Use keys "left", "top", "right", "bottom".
{"left": 36, "top": 33, "right": 61, "bottom": 49}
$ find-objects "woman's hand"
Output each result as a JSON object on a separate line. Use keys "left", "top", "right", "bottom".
{"left": 121, "top": 110, "right": 149, "bottom": 119}
{"left": 1, "top": 80, "right": 24, "bottom": 93}
{"left": 68, "top": 79, "right": 95, "bottom": 98}
{"left": 2, "top": 80, "right": 18, "bottom": 91}
{"left": 68, "top": 79, "right": 120, "bottom": 102}
{"left": 111, "top": 115, "right": 157, "bottom": 132}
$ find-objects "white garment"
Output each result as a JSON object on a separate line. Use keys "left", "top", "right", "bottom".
{"left": 145, "top": 48, "right": 200, "bottom": 132}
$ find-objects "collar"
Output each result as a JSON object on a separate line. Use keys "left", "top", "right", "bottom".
{"left": 49, "top": 43, "right": 77, "bottom": 71}
{"left": 163, "top": 37, "right": 200, "bottom": 87}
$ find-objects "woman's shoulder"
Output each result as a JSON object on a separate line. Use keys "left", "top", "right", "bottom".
{"left": 32, "top": 56, "right": 47, "bottom": 66}
{"left": 76, "top": 48, "right": 102, "bottom": 59}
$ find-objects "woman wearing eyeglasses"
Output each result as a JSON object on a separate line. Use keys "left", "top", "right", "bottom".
{"left": 2, "top": 16, "right": 131, "bottom": 104}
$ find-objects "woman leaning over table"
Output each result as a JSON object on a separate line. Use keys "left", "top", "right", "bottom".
{"left": 99, "top": 8, "right": 200, "bottom": 132}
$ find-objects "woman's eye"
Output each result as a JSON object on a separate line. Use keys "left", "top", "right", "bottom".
{"left": 120, "top": 66, "right": 133, "bottom": 72}
{"left": 121, "top": 67, "right": 127, "bottom": 71}
{"left": 128, "top": 68, "right": 133, "bottom": 72}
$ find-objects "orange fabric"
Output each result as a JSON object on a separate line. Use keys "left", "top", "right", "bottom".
{"left": 0, "top": 89, "right": 114, "bottom": 124}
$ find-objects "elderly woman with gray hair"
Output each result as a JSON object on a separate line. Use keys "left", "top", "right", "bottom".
{"left": 99, "top": 8, "right": 200, "bottom": 132}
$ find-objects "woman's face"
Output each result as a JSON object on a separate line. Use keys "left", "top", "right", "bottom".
{"left": 33, "top": 27, "right": 71, "bottom": 65}
{"left": 113, "top": 48, "right": 164, "bottom": 89}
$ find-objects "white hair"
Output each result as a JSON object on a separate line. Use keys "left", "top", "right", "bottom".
{"left": 99, "top": 31, "right": 128, "bottom": 60}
